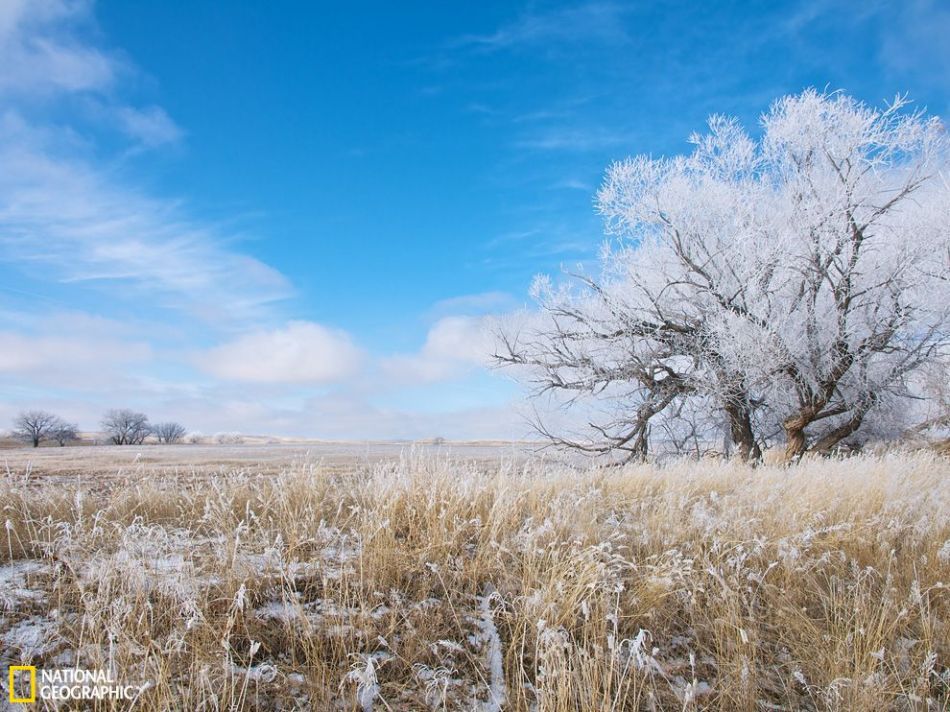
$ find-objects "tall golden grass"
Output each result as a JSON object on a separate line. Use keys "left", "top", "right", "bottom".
{"left": 1, "top": 450, "right": 947, "bottom": 710}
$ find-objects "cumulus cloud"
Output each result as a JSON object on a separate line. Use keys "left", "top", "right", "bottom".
{"left": 198, "top": 321, "right": 364, "bottom": 384}
{"left": 0, "top": 2, "right": 519, "bottom": 439}
{"left": 380, "top": 315, "right": 495, "bottom": 384}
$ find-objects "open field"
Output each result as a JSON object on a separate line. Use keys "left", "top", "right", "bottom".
{"left": 0, "top": 442, "right": 533, "bottom": 481}
{"left": 1, "top": 446, "right": 948, "bottom": 710}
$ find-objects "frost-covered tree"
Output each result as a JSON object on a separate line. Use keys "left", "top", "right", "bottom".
{"left": 498, "top": 90, "right": 950, "bottom": 462}
{"left": 909, "top": 358, "right": 950, "bottom": 437}
{"left": 495, "top": 272, "right": 704, "bottom": 461}
{"left": 101, "top": 409, "right": 151, "bottom": 445}
{"left": 50, "top": 420, "right": 79, "bottom": 446}
{"left": 152, "top": 422, "right": 187, "bottom": 444}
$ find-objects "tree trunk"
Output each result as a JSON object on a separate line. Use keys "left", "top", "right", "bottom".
{"left": 810, "top": 410, "right": 866, "bottom": 455}
{"left": 32, "top": 436, "right": 39, "bottom": 448}
{"left": 630, "top": 429, "right": 648, "bottom": 461}
{"left": 724, "top": 402, "right": 762, "bottom": 463}
{"left": 782, "top": 414, "right": 808, "bottom": 463}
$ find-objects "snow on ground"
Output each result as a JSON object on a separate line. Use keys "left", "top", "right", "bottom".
{"left": 1, "top": 615, "right": 62, "bottom": 659}
{"left": 0, "top": 450, "right": 946, "bottom": 710}
{"left": 0, "top": 559, "right": 48, "bottom": 610}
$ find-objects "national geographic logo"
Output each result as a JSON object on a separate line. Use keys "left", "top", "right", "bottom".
{"left": 7, "top": 666, "right": 35, "bottom": 704}
{"left": 7, "top": 666, "right": 143, "bottom": 704}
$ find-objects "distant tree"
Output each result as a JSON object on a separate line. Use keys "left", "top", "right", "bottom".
{"left": 12, "top": 410, "right": 60, "bottom": 447}
{"left": 50, "top": 421, "right": 79, "bottom": 447}
{"left": 152, "top": 422, "right": 187, "bottom": 444}
{"left": 101, "top": 409, "right": 151, "bottom": 445}
{"left": 215, "top": 432, "right": 244, "bottom": 445}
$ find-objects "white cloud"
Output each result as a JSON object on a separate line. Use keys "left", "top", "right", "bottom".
{"left": 0, "top": 2, "right": 288, "bottom": 323}
{"left": 381, "top": 315, "right": 495, "bottom": 384}
{"left": 0, "top": 0, "right": 117, "bottom": 96}
{"left": 287, "top": 395, "right": 527, "bottom": 440}
{"left": 198, "top": 321, "right": 364, "bottom": 384}
{"left": 455, "top": 2, "right": 631, "bottom": 52}
{"left": 515, "top": 125, "right": 637, "bottom": 152}
{"left": 551, "top": 178, "right": 594, "bottom": 192}
{"left": 0, "top": 1, "right": 525, "bottom": 440}
{"left": 421, "top": 316, "right": 495, "bottom": 364}
{"left": 0, "top": 114, "right": 290, "bottom": 321}
{"left": 0, "top": 331, "right": 149, "bottom": 372}
{"left": 877, "top": 0, "right": 950, "bottom": 84}
{"left": 427, "top": 291, "right": 516, "bottom": 317}
{"left": 130, "top": 390, "right": 529, "bottom": 440}
{"left": 114, "top": 105, "right": 183, "bottom": 147}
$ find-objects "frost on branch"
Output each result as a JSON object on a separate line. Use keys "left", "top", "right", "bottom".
{"left": 496, "top": 89, "right": 950, "bottom": 462}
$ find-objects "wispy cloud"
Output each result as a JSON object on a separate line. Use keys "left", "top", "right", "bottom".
{"left": 0, "top": 1, "right": 291, "bottom": 323}
{"left": 454, "top": 2, "right": 632, "bottom": 52}
{"left": 427, "top": 291, "right": 517, "bottom": 318}
{"left": 550, "top": 177, "right": 594, "bottom": 191}
{"left": 0, "top": 0, "right": 118, "bottom": 96}
{"left": 114, "top": 105, "right": 183, "bottom": 148}
{"left": 0, "top": 117, "right": 290, "bottom": 321}
{"left": 514, "top": 124, "right": 637, "bottom": 152}
{"left": 875, "top": 0, "right": 950, "bottom": 95}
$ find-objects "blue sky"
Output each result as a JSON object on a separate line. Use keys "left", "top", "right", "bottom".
{"left": 1, "top": 0, "right": 948, "bottom": 439}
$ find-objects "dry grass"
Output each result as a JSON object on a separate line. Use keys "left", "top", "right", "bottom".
{"left": 1, "top": 449, "right": 948, "bottom": 710}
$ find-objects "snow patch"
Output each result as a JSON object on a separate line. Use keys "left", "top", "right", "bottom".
{"left": 0, "top": 559, "right": 49, "bottom": 610}
{"left": 1, "top": 616, "right": 61, "bottom": 659}
{"left": 474, "top": 585, "right": 507, "bottom": 712}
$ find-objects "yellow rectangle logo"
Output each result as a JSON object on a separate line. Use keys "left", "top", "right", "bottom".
{"left": 8, "top": 666, "right": 36, "bottom": 704}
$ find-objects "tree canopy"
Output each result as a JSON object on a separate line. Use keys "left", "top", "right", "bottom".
{"left": 497, "top": 90, "right": 950, "bottom": 462}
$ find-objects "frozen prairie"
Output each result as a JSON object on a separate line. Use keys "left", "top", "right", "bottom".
{"left": 1, "top": 445, "right": 948, "bottom": 710}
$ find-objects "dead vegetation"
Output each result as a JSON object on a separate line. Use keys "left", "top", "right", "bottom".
{"left": 1, "top": 449, "right": 948, "bottom": 710}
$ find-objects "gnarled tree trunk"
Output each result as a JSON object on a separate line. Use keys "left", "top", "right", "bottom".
{"left": 724, "top": 401, "right": 761, "bottom": 462}
{"left": 782, "top": 415, "right": 808, "bottom": 463}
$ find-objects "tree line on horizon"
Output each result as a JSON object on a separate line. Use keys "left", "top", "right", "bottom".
{"left": 9, "top": 409, "right": 187, "bottom": 448}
